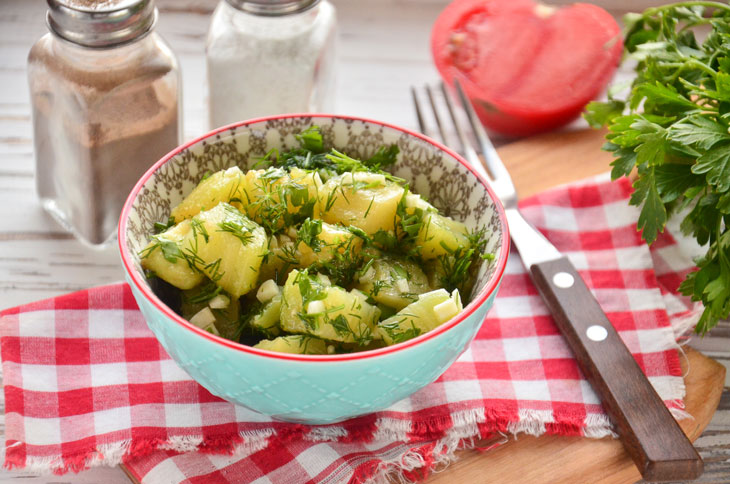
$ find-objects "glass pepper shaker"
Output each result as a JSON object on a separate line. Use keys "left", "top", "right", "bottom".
{"left": 27, "top": 0, "right": 182, "bottom": 248}
{"left": 206, "top": 0, "right": 337, "bottom": 129}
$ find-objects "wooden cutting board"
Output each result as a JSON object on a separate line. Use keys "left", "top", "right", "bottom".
{"left": 425, "top": 128, "right": 727, "bottom": 484}
{"left": 121, "top": 129, "right": 725, "bottom": 484}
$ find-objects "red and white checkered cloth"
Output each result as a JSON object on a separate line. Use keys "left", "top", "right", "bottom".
{"left": 0, "top": 175, "right": 702, "bottom": 483}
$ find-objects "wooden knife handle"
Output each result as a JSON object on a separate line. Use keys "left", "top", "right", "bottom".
{"left": 530, "top": 257, "right": 703, "bottom": 482}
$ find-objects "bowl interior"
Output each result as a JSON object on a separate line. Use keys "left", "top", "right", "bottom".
{"left": 122, "top": 115, "right": 506, "bottom": 345}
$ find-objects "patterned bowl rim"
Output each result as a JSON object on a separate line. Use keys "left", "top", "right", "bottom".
{"left": 118, "top": 113, "right": 510, "bottom": 362}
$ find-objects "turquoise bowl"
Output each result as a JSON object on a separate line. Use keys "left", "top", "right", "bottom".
{"left": 119, "top": 115, "right": 509, "bottom": 424}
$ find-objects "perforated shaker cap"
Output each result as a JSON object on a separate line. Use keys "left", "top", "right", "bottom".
{"left": 46, "top": 0, "right": 157, "bottom": 48}
{"left": 225, "top": 0, "right": 320, "bottom": 16}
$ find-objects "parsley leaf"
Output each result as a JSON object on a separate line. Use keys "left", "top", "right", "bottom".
{"left": 585, "top": 1, "right": 730, "bottom": 333}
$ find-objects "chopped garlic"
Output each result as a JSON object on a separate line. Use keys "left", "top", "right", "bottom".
{"left": 208, "top": 294, "right": 230, "bottom": 309}
{"left": 307, "top": 300, "right": 326, "bottom": 315}
{"left": 256, "top": 279, "right": 280, "bottom": 303}
{"left": 317, "top": 274, "right": 331, "bottom": 286}
{"left": 287, "top": 226, "right": 298, "bottom": 239}
{"left": 359, "top": 266, "right": 375, "bottom": 283}
{"left": 279, "top": 234, "right": 292, "bottom": 245}
{"left": 327, "top": 345, "right": 335, "bottom": 354}
{"left": 451, "top": 289, "right": 463, "bottom": 309}
{"left": 190, "top": 307, "right": 216, "bottom": 328}
{"left": 269, "top": 236, "right": 279, "bottom": 249}
{"left": 406, "top": 192, "right": 433, "bottom": 212}
{"left": 395, "top": 278, "right": 409, "bottom": 293}
{"left": 433, "top": 297, "right": 459, "bottom": 322}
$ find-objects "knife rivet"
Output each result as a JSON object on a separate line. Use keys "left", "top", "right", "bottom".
{"left": 586, "top": 325, "right": 608, "bottom": 342}
{"left": 552, "top": 272, "right": 574, "bottom": 288}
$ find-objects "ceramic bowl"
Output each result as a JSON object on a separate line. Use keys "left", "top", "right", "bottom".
{"left": 119, "top": 114, "right": 509, "bottom": 424}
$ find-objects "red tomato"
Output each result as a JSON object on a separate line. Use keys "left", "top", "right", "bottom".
{"left": 431, "top": 0, "right": 622, "bottom": 137}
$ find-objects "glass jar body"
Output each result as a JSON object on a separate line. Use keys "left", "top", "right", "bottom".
{"left": 28, "top": 31, "right": 181, "bottom": 248}
{"left": 206, "top": 0, "right": 337, "bottom": 129}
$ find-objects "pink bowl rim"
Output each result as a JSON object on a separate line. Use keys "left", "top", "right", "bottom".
{"left": 118, "top": 113, "right": 510, "bottom": 362}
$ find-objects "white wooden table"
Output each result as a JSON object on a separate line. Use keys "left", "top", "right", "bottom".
{"left": 0, "top": 1, "right": 727, "bottom": 482}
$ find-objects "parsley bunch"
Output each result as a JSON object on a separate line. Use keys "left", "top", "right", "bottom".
{"left": 584, "top": 2, "right": 730, "bottom": 334}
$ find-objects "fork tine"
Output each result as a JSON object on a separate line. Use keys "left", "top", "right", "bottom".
{"left": 425, "top": 85, "right": 449, "bottom": 145}
{"left": 437, "top": 82, "right": 471, "bottom": 156}
{"left": 411, "top": 87, "right": 427, "bottom": 135}
{"left": 436, "top": 82, "right": 489, "bottom": 181}
{"left": 452, "top": 78, "right": 514, "bottom": 190}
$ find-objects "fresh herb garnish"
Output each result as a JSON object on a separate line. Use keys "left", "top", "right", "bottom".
{"left": 154, "top": 216, "right": 175, "bottom": 234}
{"left": 378, "top": 317, "right": 422, "bottom": 344}
{"left": 308, "top": 234, "right": 366, "bottom": 287}
{"left": 297, "top": 218, "right": 323, "bottom": 252}
{"left": 436, "top": 226, "right": 491, "bottom": 293}
{"left": 295, "top": 126, "right": 326, "bottom": 153}
{"left": 246, "top": 168, "right": 316, "bottom": 234}
{"left": 365, "top": 144, "right": 400, "bottom": 170}
{"left": 185, "top": 282, "right": 223, "bottom": 305}
{"left": 271, "top": 126, "right": 402, "bottom": 183}
{"left": 584, "top": 2, "right": 730, "bottom": 334}
{"left": 191, "top": 217, "right": 209, "bottom": 243}
{"left": 204, "top": 257, "right": 225, "bottom": 282}
{"left": 139, "top": 234, "right": 183, "bottom": 263}
{"left": 395, "top": 187, "right": 425, "bottom": 248}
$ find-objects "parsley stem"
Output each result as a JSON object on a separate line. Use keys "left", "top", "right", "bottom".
{"left": 645, "top": 1, "right": 730, "bottom": 15}
{"left": 659, "top": 60, "right": 717, "bottom": 79}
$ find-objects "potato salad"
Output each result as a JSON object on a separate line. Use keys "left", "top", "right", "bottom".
{"left": 140, "top": 127, "right": 491, "bottom": 355}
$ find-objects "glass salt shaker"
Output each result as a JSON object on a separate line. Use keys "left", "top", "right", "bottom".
{"left": 206, "top": 0, "right": 337, "bottom": 128}
{"left": 27, "top": 0, "right": 182, "bottom": 248}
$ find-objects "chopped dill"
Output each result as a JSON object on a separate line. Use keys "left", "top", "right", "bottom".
{"left": 436, "top": 226, "right": 493, "bottom": 293}
{"left": 204, "top": 258, "right": 225, "bottom": 282}
{"left": 378, "top": 317, "right": 422, "bottom": 344}
{"left": 185, "top": 282, "right": 223, "bottom": 305}
{"left": 218, "top": 220, "right": 254, "bottom": 245}
{"left": 190, "top": 218, "right": 209, "bottom": 243}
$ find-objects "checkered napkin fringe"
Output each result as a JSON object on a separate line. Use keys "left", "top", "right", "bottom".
{"left": 0, "top": 175, "right": 702, "bottom": 483}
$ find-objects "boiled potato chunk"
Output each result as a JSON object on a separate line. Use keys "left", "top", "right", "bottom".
{"left": 181, "top": 284, "right": 240, "bottom": 340}
{"left": 254, "top": 335, "right": 327, "bottom": 355}
{"left": 248, "top": 294, "right": 282, "bottom": 338}
{"left": 320, "top": 172, "right": 405, "bottom": 235}
{"left": 171, "top": 166, "right": 246, "bottom": 222}
{"left": 241, "top": 167, "right": 321, "bottom": 229}
{"left": 354, "top": 257, "right": 432, "bottom": 310}
{"left": 404, "top": 192, "right": 436, "bottom": 214}
{"left": 140, "top": 220, "right": 204, "bottom": 290}
{"left": 191, "top": 203, "right": 268, "bottom": 298}
{"left": 297, "top": 219, "right": 363, "bottom": 267}
{"left": 280, "top": 270, "right": 380, "bottom": 344}
{"left": 377, "top": 289, "right": 463, "bottom": 345}
{"left": 416, "top": 212, "right": 471, "bottom": 260}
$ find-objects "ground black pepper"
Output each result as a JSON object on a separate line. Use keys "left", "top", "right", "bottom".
{"left": 28, "top": 0, "right": 180, "bottom": 247}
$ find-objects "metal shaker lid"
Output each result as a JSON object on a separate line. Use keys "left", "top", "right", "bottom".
{"left": 225, "top": 0, "right": 320, "bottom": 16}
{"left": 46, "top": 0, "right": 157, "bottom": 48}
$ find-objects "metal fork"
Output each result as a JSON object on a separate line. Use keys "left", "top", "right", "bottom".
{"left": 412, "top": 81, "right": 703, "bottom": 482}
